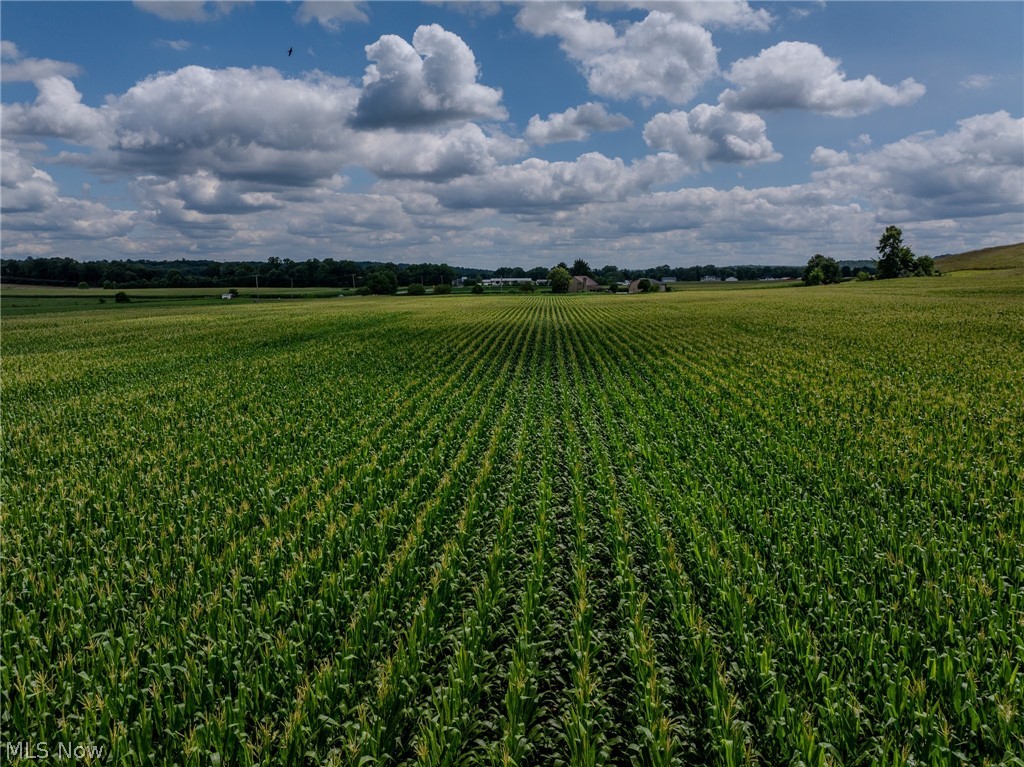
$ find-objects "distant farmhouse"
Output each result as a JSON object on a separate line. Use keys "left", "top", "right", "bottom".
{"left": 700, "top": 275, "right": 720, "bottom": 282}
{"left": 569, "top": 275, "right": 602, "bottom": 293}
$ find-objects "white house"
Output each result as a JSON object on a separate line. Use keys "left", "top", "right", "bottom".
{"left": 221, "top": 293, "right": 235, "bottom": 299}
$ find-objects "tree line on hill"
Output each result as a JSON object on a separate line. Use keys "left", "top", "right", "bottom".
{"left": 801, "top": 227, "right": 936, "bottom": 285}
{"left": 1, "top": 255, "right": 831, "bottom": 291}
{"left": 0, "top": 257, "right": 465, "bottom": 291}
{"left": 0, "top": 226, "right": 941, "bottom": 292}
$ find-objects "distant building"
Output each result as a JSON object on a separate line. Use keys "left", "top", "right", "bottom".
{"left": 725, "top": 276, "right": 738, "bottom": 282}
{"left": 569, "top": 275, "right": 602, "bottom": 293}
{"left": 481, "top": 277, "right": 534, "bottom": 287}
{"left": 661, "top": 276, "right": 677, "bottom": 283}
{"left": 221, "top": 293, "right": 235, "bottom": 299}
{"left": 700, "top": 275, "right": 720, "bottom": 282}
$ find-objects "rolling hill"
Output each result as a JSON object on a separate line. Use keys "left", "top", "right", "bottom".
{"left": 934, "top": 242, "right": 1024, "bottom": 272}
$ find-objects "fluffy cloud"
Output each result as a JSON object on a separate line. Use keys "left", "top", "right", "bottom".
{"left": 295, "top": 1, "right": 368, "bottom": 32}
{"left": 516, "top": 5, "right": 718, "bottom": 104}
{"left": 361, "top": 123, "right": 526, "bottom": 180}
{"left": 565, "top": 112, "right": 1024, "bottom": 255}
{"left": 140, "top": 171, "right": 283, "bottom": 217}
{"left": 350, "top": 24, "right": 506, "bottom": 129}
{"left": 2, "top": 22, "right": 1017, "bottom": 267}
{"left": 809, "top": 146, "right": 850, "bottom": 168}
{"left": 1, "top": 145, "right": 58, "bottom": 213}
{"left": 720, "top": 41, "right": 925, "bottom": 116}
{"left": 525, "top": 102, "right": 632, "bottom": 145}
{"left": 2, "top": 75, "right": 108, "bottom": 143}
{"left": 813, "top": 111, "right": 1024, "bottom": 221}
{"left": 433, "top": 110, "right": 1020, "bottom": 265}
{"left": 50, "top": 66, "right": 363, "bottom": 185}
{"left": 393, "top": 151, "right": 687, "bottom": 212}
{"left": 643, "top": 104, "right": 779, "bottom": 166}
{"left": 570, "top": 184, "right": 852, "bottom": 242}
{"left": 515, "top": 4, "right": 616, "bottom": 58}
{"left": 281, "top": 192, "right": 411, "bottom": 239}
{"left": 126, "top": 172, "right": 418, "bottom": 250}
{"left": 1, "top": 146, "right": 136, "bottom": 239}
{"left": 108, "top": 67, "right": 358, "bottom": 155}
{"left": 616, "top": 1, "right": 774, "bottom": 31}
{"left": 1, "top": 41, "right": 80, "bottom": 83}
{"left": 3, "top": 59, "right": 522, "bottom": 194}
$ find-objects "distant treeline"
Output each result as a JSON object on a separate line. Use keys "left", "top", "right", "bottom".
{"left": 0, "top": 256, "right": 874, "bottom": 290}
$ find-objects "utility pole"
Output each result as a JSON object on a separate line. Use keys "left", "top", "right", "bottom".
{"left": 255, "top": 273, "right": 261, "bottom": 301}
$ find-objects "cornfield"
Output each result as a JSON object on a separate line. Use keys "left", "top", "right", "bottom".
{"left": 3, "top": 274, "right": 1022, "bottom": 765}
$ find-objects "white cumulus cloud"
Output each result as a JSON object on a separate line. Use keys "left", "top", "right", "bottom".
{"left": 391, "top": 151, "right": 687, "bottom": 213}
{"left": 813, "top": 111, "right": 1024, "bottom": 221}
{"left": 720, "top": 41, "right": 925, "bottom": 116}
{"left": 810, "top": 146, "right": 850, "bottom": 167}
{"left": 615, "top": 1, "right": 774, "bottom": 31}
{"left": 643, "top": 104, "right": 780, "bottom": 167}
{"left": 1, "top": 41, "right": 81, "bottom": 83}
{"left": 95, "top": 66, "right": 363, "bottom": 186}
{"left": 2, "top": 75, "right": 109, "bottom": 143}
{"left": 1, "top": 145, "right": 137, "bottom": 239}
{"left": 525, "top": 102, "right": 632, "bottom": 145}
{"left": 350, "top": 24, "right": 506, "bottom": 129}
{"left": 361, "top": 123, "right": 526, "bottom": 180}
{"left": 516, "top": 4, "right": 719, "bottom": 104}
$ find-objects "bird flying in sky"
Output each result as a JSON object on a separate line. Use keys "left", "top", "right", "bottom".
{"left": 287, "top": 47, "right": 293, "bottom": 56}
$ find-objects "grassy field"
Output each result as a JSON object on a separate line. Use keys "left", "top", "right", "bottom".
{"left": 0, "top": 284, "right": 571, "bottom": 316}
{"left": 0, "top": 285, "right": 354, "bottom": 317}
{"left": 933, "top": 242, "right": 1024, "bottom": 273}
{"left": 2, "top": 272, "right": 1022, "bottom": 766}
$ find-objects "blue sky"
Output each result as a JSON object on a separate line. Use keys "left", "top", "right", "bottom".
{"left": 2, "top": 1, "right": 1022, "bottom": 268}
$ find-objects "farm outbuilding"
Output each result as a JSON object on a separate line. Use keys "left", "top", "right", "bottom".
{"left": 569, "top": 275, "right": 602, "bottom": 293}
{"left": 481, "top": 277, "right": 534, "bottom": 287}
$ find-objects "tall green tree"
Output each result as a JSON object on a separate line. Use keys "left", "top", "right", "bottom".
{"left": 803, "top": 254, "right": 841, "bottom": 285}
{"left": 548, "top": 266, "right": 571, "bottom": 293}
{"left": 875, "top": 226, "right": 916, "bottom": 279}
{"left": 366, "top": 267, "right": 398, "bottom": 295}
{"left": 571, "top": 259, "right": 592, "bottom": 277}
